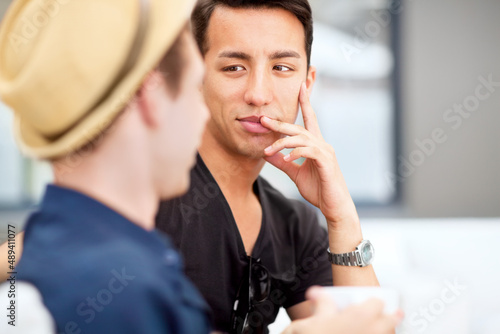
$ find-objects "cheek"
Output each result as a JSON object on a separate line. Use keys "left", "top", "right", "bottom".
{"left": 203, "top": 78, "right": 241, "bottom": 120}
{"left": 202, "top": 79, "right": 222, "bottom": 113}
{"left": 277, "top": 82, "right": 301, "bottom": 121}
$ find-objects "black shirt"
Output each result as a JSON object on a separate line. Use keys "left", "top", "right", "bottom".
{"left": 156, "top": 154, "right": 333, "bottom": 333}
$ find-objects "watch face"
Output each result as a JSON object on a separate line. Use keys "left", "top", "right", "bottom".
{"left": 361, "top": 242, "right": 374, "bottom": 264}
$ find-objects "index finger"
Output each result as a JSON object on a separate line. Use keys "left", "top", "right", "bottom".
{"left": 260, "top": 116, "right": 304, "bottom": 136}
{"left": 299, "top": 82, "right": 322, "bottom": 137}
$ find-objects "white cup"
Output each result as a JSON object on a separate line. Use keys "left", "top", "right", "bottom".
{"left": 321, "top": 287, "right": 400, "bottom": 314}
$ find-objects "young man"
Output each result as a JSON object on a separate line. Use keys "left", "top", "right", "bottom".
{"left": 156, "top": 0, "right": 380, "bottom": 333}
{"left": 0, "top": 0, "right": 212, "bottom": 332}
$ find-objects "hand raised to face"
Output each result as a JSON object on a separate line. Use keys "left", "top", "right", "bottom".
{"left": 262, "top": 82, "right": 358, "bottom": 227}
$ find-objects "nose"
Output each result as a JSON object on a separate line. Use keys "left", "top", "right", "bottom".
{"left": 243, "top": 70, "right": 273, "bottom": 107}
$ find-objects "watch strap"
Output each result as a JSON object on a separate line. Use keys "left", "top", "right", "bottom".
{"left": 327, "top": 248, "right": 361, "bottom": 267}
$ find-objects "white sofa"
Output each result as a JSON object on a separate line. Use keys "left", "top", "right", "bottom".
{"left": 270, "top": 218, "right": 500, "bottom": 334}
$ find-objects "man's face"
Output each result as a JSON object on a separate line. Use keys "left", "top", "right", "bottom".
{"left": 202, "top": 6, "right": 315, "bottom": 159}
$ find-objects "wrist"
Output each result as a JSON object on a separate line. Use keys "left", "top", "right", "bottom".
{"left": 327, "top": 217, "right": 363, "bottom": 254}
{"left": 323, "top": 199, "right": 359, "bottom": 229}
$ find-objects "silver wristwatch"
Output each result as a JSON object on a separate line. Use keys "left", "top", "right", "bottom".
{"left": 327, "top": 240, "right": 374, "bottom": 267}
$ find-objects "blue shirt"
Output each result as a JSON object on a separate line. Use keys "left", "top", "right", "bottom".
{"left": 16, "top": 185, "right": 211, "bottom": 334}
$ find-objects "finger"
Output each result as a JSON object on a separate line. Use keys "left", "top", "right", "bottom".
{"left": 299, "top": 82, "right": 322, "bottom": 137}
{"left": 281, "top": 319, "right": 307, "bottom": 334}
{"left": 264, "top": 152, "right": 300, "bottom": 180}
{"left": 260, "top": 116, "right": 304, "bottom": 136}
{"left": 281, "top": 325, "right": 294, "bottom": 334}
{"left": 283, "top": 147, "right": 328, "bottom": 168}
{"left": 264, "top": 134, "right": 312, "bottom": 157}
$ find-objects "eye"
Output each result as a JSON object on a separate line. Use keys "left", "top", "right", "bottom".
{"left": 273, "top": 65, "right": 293, "bottom": 72}
{"left": 223, "top": 65, "right": 245, "bottom": 72}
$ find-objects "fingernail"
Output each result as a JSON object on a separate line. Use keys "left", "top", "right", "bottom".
{"left": 260, "top": 116, "right": 269, "bottom": 122}
{"left": 264, "top": 146, "right": 272, "bottom": 153}
{"left": 283, "top": 154, "right": 291, "bottom": 161}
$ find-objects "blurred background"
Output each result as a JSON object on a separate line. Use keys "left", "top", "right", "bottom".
{"left": 0, "top": 0, "right": 499, "bottom": 333}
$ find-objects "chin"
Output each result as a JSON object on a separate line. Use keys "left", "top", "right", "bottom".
{"left": 235, "top": 136, "right": 276, "bottom": 159}
{"left": 240, "top": 147, "right": 267, "bottom": 160}
{"left": 159, "top": 174, "right": 191, "bottom": 201}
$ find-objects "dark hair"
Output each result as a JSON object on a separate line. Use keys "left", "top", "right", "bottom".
{"left": 191, "top": 0, "right": 313, "bottom": 67}
{"left": 159, "top": 25, "right": 189, "bottom": 97}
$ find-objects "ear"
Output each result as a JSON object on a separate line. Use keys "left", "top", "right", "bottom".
{"left": 136, "top": 71, "right": 166, "bottom": 129}
{"left": 305, "top": 66, "right": 317, "bottom": 98}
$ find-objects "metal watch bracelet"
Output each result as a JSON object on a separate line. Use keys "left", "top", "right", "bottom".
{"left": 327, "top": 249, "right": 362, "bottom": 267}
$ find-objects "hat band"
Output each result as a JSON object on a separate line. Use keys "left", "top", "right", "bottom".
{"left": 45, "top": 0, "right": 151, "bottom": 143}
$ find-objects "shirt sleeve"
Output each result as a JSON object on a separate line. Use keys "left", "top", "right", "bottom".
{"left": 0, "top": 282, "right": 56, "bottom": 334}
{"left": 283, "top": 203, "right": 333, "bottom": 309}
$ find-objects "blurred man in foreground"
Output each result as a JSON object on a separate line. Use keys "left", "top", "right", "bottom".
{"left": 0, "top": 0, "right": 211, "bottom": 332}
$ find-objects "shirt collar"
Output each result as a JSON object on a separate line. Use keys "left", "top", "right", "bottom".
{"left": 33, "top": 184, "right": 173, "bottom": 251}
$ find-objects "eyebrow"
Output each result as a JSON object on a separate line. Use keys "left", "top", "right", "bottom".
{"left": 217, "top": 51, "right": 250, "bottom": 60}
{"left": 269, "top": 50, "right": 301, "bottom": 60}
{"left": 217, "top": 50, "right": 301, "bottom": 60}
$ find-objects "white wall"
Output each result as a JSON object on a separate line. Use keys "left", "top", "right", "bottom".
{"left": 1, "top": 0, "right": 498, "bottom": 216}
{"left": 401, "top": 0, "right": 500, "bottom": 217}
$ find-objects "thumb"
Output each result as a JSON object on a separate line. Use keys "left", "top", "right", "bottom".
{"left": 281, "top": 319, "right": 307, "bottom": 334}
{"left": 306, "top": 287, "right": 338, "bottom": 317}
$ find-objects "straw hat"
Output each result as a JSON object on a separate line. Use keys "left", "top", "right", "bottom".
{"left": 0, "top": 0, "right": 196, "bottom": 159}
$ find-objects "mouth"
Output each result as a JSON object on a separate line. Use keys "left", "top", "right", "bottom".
{"left": 237, "top": 116, "right": 272, "bottom": 134}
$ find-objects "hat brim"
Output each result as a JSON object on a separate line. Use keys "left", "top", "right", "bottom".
{"left": 13, "top": 0, "right": 196, "bottom": 160}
